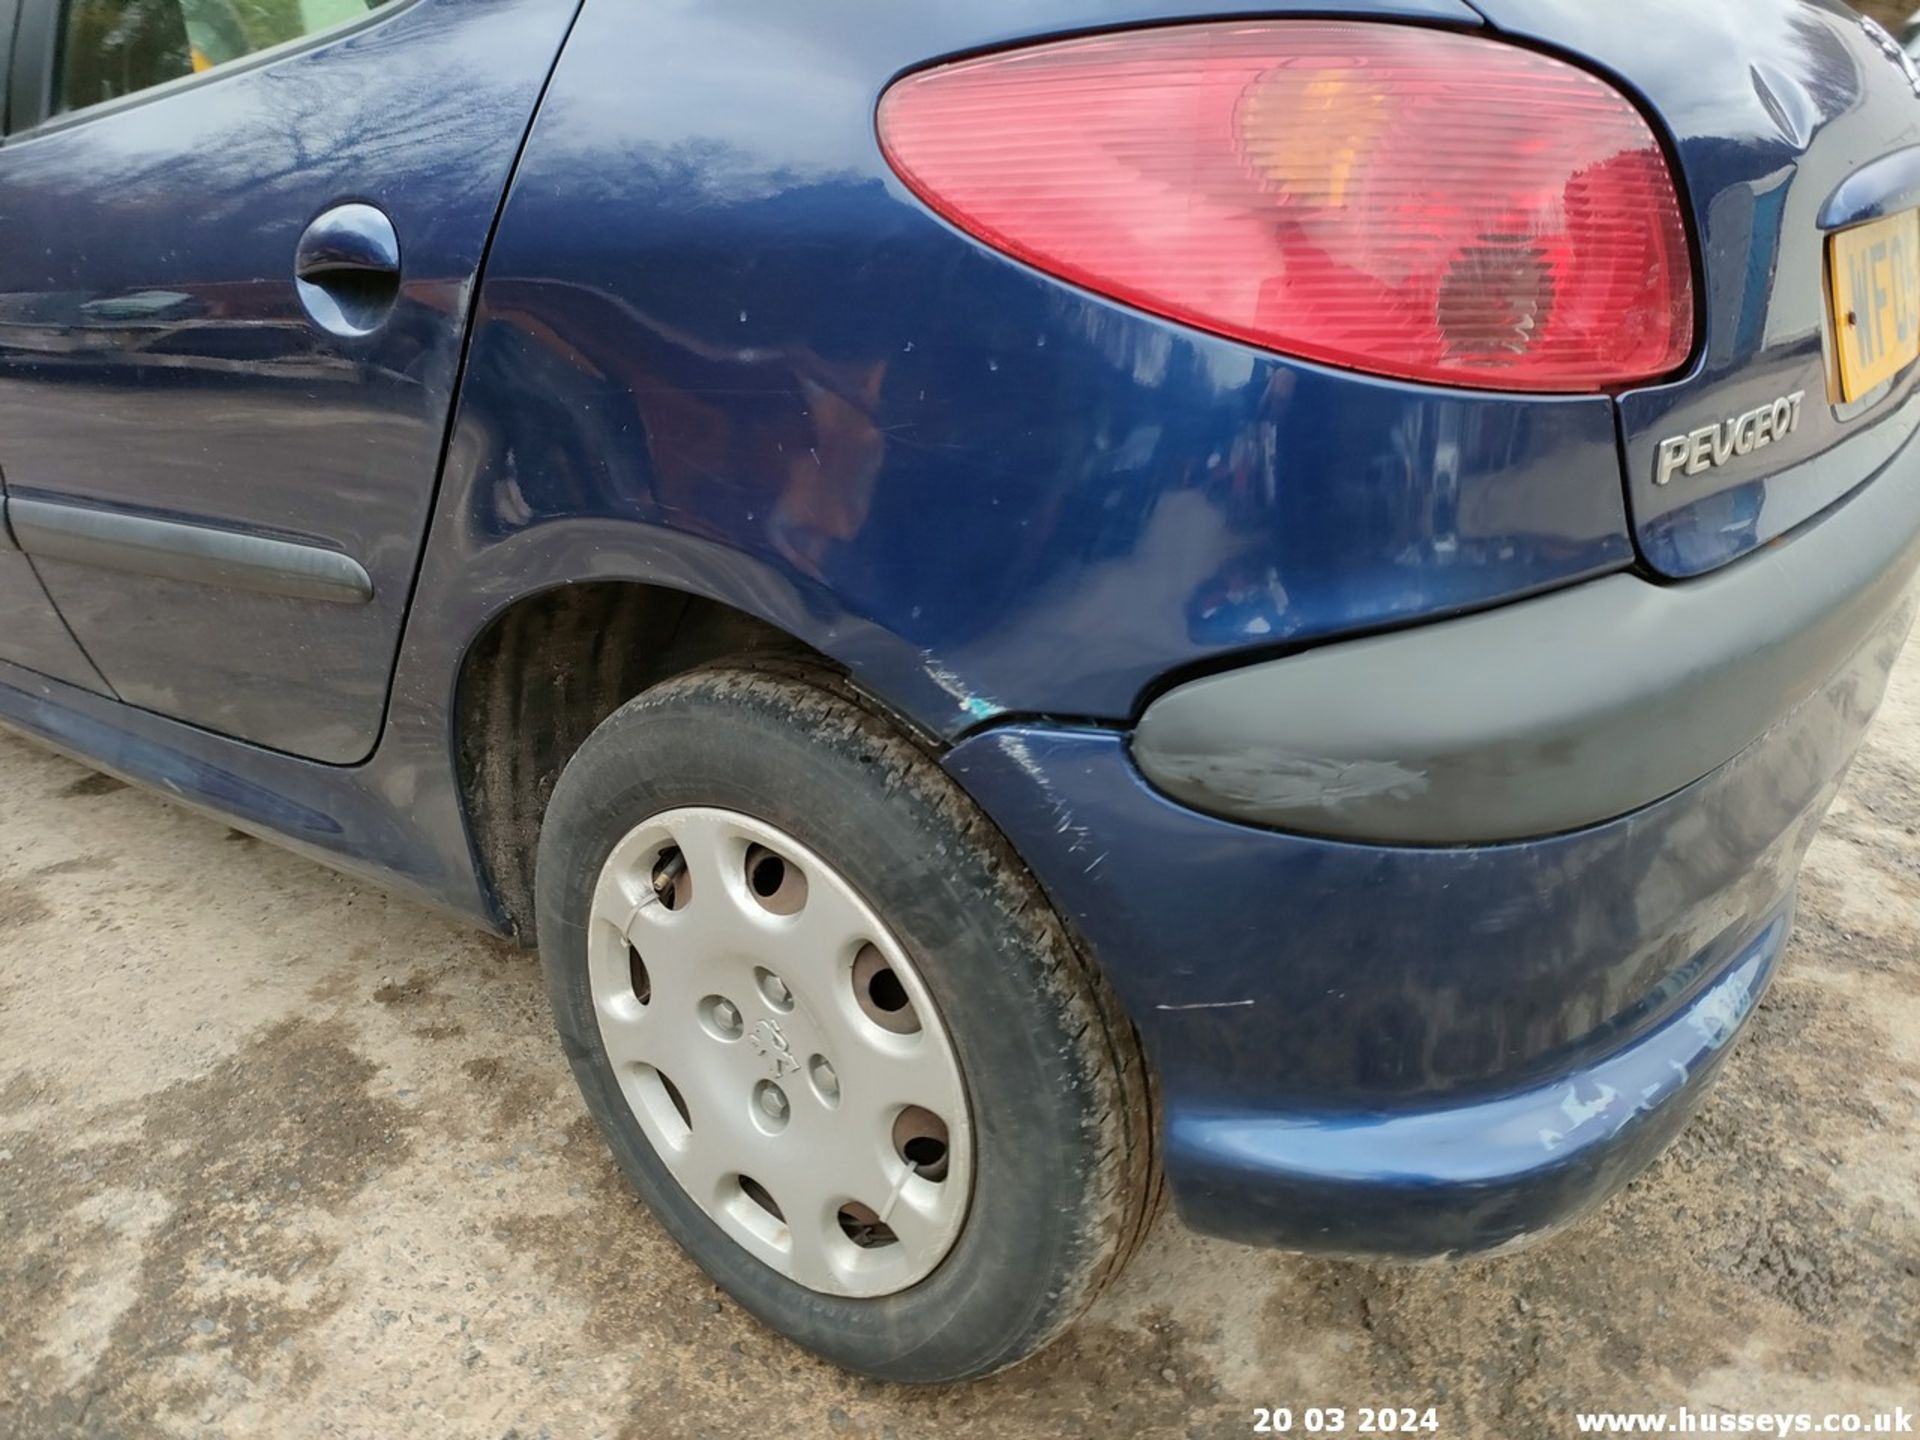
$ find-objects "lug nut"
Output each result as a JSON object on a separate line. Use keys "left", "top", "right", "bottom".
{"left": 752, "top": 1079, "right": 791, "bottom": 1134}
{"left": 808, "top": 1055, "right": 839, "bottom": 1106}
{"left": 700, "top": 994, "right": 745, "bottom": 1041}
{"left": 753, "top": 965, "right": 796, "bottom": 1012}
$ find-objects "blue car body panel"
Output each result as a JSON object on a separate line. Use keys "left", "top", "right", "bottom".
{"left": 0, "top": 0, "right": 582, "bottom": 762}
{"left": 0, "top": 517, "right": 106, "bottom": 694}
{"left": 429, "top": 0, "right": 1628, "bottom": 738}
{"left": 1474, "top": 0, "right": 1920, "bottom": 578}
{"left": 945, "top": 569, "right": 1910, "bottom": 1251}
{"left": 0, "top": 0, "right": 1916, "bottom": 1258}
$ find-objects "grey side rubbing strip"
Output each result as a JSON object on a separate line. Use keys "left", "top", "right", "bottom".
{"left": 1135, "top": 433, "right": 1920, "bottom": 845}
{"left": 7, "top": 498, "right": 373, "bottom": 605}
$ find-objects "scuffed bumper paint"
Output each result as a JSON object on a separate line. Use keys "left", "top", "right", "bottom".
{"left": 946, "top": 581, "right": 1906, "bottom": 1255}
{"left": 1161, "top": 910, "right": 1784, "bottom": 1256}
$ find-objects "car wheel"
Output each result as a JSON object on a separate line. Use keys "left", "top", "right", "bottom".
{"left": 534, "top": 664, "right": 1157, "bottom": 1381}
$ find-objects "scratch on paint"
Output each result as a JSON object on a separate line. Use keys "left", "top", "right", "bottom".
{"left": 1688, "top": 977, "right": 1753, "bottom": 1048}
{"left": 1154, "top": 999, "right": 1257, "bottom": 1012}
{"left": 999, "top": 734, "right": 1051, "bottom": 788}
{"left": 1054, "top": 809, "right": 1092, "bottom": 852}
{"left": 1559, "top": 1082, "right": 1619, "bottom": 1127}
{"left": 1542, "top": 1081, "right": 1622, "bottom": 1151}
{"left": 991, "top": 732, "right": 1088, "bottom": 851}
{"left": 922, "top": 656, "right": 1004, "bottom": 725}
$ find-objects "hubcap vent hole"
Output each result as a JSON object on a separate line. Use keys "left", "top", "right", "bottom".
{"left": 837, "top": 1202, "right": 898, "bottom": 1249}
{"left": 853, "top": 944, "right": 920, "bottom": 1034}
{"left": 637, "top": 1065, "right": 692, "bottom": 1142}
{"left": 740, "top": 1175, "right": 783, "bottom": 1222}
{"left": 627, "top": 943, "right": 651, "bottom": 1006}
{"left": 893, "top": 1105, "right": 950, "bottom": 1182}
{"left": 744, "top": 843, "right": 807, "bottom": 915}
{"left": 651, "top": 846, "right": 691, "bottom": 910}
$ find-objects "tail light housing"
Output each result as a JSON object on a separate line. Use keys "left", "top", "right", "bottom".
{"left": 877, "top": 23, "right": 1694, "bottom": 393}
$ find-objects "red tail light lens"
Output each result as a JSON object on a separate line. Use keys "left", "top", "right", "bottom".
{"left": 877, "top": 23, "right": 1694, "bottom": 392}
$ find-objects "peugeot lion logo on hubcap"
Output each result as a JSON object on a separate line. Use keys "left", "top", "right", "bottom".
{"left": 749, "top": 1016, "right": 800, "bottom": 1077}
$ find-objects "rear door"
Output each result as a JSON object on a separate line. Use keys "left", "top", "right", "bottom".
{"left": 0, "top": 0, "right": 579, "bottom": 761}
{"left": 0, "top": 0, "right": 116, "bottom": 694}
{"left": 1468, "top": 0, "right": 1920, "bottom": 578}
{"left": 0, "top": 478, "right": 112, "bottom": 695}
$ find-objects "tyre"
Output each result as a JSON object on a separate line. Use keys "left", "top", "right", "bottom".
{"left": 534, "top": 664, "right": 1156, "bottom": 1382}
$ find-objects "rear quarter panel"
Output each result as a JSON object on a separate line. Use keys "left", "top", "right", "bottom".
{"left": 1471, "top": 0, "right": 1920, "bottom": 576}
{"left": 420, "top": 0, "right": 1637, "bottom": 737}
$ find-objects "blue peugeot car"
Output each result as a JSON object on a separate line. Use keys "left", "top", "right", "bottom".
{"left": 3, "top": 0, "right": 1919, "bottom": 1382}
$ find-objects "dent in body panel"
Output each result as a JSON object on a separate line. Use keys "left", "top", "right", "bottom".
{"left": 0, "top": 652, "right": 481, "bottom": 929}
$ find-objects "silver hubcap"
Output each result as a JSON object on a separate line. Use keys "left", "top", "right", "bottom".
{"left": 587, "top": 806, "right": 972, "bottom": 1297}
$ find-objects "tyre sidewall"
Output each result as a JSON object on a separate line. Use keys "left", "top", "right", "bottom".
{"left": 535, "top": 670, "right": 1120, "bottom": 1382}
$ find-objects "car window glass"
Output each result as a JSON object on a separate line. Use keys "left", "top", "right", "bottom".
{"left": 57, "top": 0, "right": 395, "bottom": 114}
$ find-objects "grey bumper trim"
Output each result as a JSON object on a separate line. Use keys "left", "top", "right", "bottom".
{"left": 8, "top": 498, "right": 373, "bottom": 606}
{"left": 1134, "top": 454, "right": 1920, "bottom": 844}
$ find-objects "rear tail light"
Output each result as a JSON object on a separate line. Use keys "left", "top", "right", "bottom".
{"left": 877, "top": 23, "right": 1694, "bottom": 393}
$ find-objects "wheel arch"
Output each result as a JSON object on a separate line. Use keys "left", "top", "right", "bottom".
{"left": 451, "top": 577, "right": 844, "bottom": 941}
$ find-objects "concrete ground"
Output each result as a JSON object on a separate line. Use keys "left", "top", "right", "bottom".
{"left": 1, "top": 662, "right": 1916, "bottom": 1440}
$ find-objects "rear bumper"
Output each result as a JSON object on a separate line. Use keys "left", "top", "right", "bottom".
{"left": 945, "top": 471, "right": 1919, "bottom": 1256}
{"left": 1162, "top": 907, "right": 1787, "bottom": 1255}
{"left": 1133, "top": 418, "right": 1920, "bottom": 844}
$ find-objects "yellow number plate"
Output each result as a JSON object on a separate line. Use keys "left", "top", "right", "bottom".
{"left": 1830, "top": 210, "right": 1920, "bottom": 403}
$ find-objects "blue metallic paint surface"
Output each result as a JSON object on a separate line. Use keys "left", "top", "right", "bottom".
{"left": 1470, "top": 0, "right": 1920, "bottom": 578}
{"left": 422, "top": 0, "right": 1627, "bottom": 738}
{"left": 0, "top": 0, "right": 581, "bottom": 762}
{"left": 0, "top": 652, "right": 485, "bottom": 922}
{"left": 0, "top": 0, "right": 1914, "bottom": 1258}
{"left": 0, "top": 556, "right": 106, "bottom": 694}
{"left": 0, "top": 495, "right": 106, "bottom": 692}
{"left": 943, "top": 578, "right": 1910, "bottom": 1251}
{"left": 1166, "top": 920, "right": 1785, "bottom": 1254}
